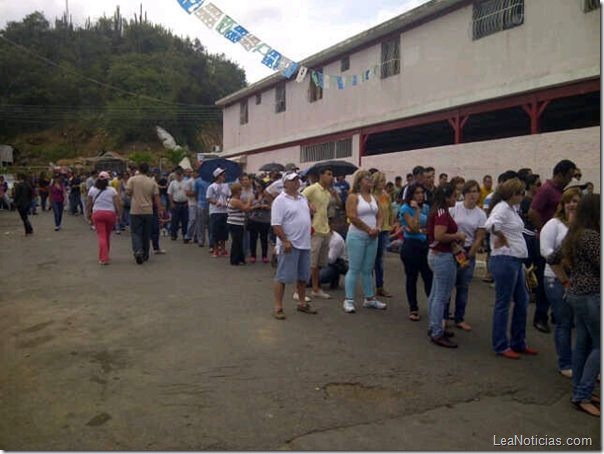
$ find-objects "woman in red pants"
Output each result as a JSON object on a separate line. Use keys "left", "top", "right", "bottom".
{"left": 87, "top": 171, "right": 122, "bottom": 265}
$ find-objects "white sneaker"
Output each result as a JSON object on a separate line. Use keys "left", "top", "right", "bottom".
{"left": 343, "top": 299, "right": 356, "bottom": 313}
{"left": 293, "top": 292, "right": 311, "bottom": 303}
{"left": 311, "top": 289, "right": 332, "bottom": 299}
{"left": 363, "top": 298, "right": 387, "bottom": 310}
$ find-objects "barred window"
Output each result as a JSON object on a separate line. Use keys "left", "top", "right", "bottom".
{"left": 380, "top": 36, "right": 400, "bottom": 79}
{"left": 275, "top": 82, "right": 286, "bottom": 113}
{"left": 584, "top": 0, "right": 600, "bottom": 12}
{"left": 472, "top": 0, "right": 524, "bottom": 40}
{"left": 300, "top": 138, "right": 352, "bottom": 163}
{"left": 239, "top": 100, "right": 248, "bottom": 125}
{"left": 255, "top": 93, "right": 262, "bottom": 105}
{"left": 341, "top": 56, "right": 350, "bottom": 72}
{"left": 309, "top": 67, "right": 323, "bottom": 103}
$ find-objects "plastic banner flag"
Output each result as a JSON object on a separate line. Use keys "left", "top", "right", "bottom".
{"left": 261, "top": 49, "right": 282, "bottom": 70}
{"left": 351, "top": 75, "right": 358, "bottom": 86}
{"left": 336, "top": 76, "right": 345, "bottom": 90}
{"left": 278, "top": 58, "right": 299, "bottom": 78}
{"left": 296, "top": 66, "right": 309, "bottom": 83}
{"left": 216, "top": 15, "right": 237, "bottom": 34}
{"left": 323, "top": 73, "right": 331, "bottom": 89}
{"left": 224, "top": 25, "right": 249, "bottom": 43}
{"left": 252, "top": 42, "right": 272, "bottom": 56}
{"left": 194, "top": 3, "right": 224, "bottom": 28}
{"left": 239, "top": 33, "right": 262, "bottom": 51}
{"left": 177, "top": 0, "right": 205, "bottom": 13}
{"left": 311, "top": 71, "right": 323, "bottom": 88}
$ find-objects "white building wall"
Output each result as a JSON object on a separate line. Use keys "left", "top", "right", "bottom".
{"left": 223, "top": 0, "right": 600, "bottom": 154}
{"left": 361, "top": 127, "right": 601, "bottom": 191}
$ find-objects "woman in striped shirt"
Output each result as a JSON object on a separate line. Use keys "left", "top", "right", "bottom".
{"left": 227, "top": 183, "right": 253, "bottom": 266}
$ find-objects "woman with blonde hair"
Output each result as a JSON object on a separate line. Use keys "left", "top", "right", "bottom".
{"left": 372, "top": 171, "right": 395, "bottom": 298}
{"left": 342, "top": 170, "right": 385, "bottom": 313}
{"left": 484, "top": 177, "right": 538, "bottom": 359}
{"left": 540, "top": 188, "right": 582, "bottom": 377}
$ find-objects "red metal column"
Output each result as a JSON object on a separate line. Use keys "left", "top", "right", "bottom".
{"left": 522, "top": 98, "right": 550, "bottom": 134}
{"left": 448, "top": 114, "right": 469, "bottom": 144}
{"left": 359, "top": 134, "right": 368, "bottom": 167}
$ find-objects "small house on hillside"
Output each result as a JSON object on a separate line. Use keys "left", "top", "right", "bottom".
{"left": 87, "top": 151, "right": 129, "bottom": 174}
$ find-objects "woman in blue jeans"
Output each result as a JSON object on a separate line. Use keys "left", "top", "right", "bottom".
{"left": 484, "top": 178, "right": 538, "bottom": 359}
{"left": 549, "top": 194, "right": 600, "bottom": 417}
{"left": 426, "top": 183, "right": 466, "bottom": 348}
{"left": 342, "top": 170, "right": 385, "bottom": 314}
{"left": 540, "top": 188, "right": 581, "bottom": 378}
{"left": 448, "top": 180, "right": 487, "bottom": 331}
{"left": 399, "top": 183, "right": 432, "bottom": 321}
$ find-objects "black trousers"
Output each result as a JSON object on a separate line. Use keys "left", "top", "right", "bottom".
{"left": 229, "top": 224, "right": 245, "bottom": 265}
{"left": 400, "top": 238, "right": 433, "bottom": 312}
{"left": 17, "top": 206, "right": 33, "bottom": 234}
{"left": 248, "top": 220, "right": 270, "bottom": 258}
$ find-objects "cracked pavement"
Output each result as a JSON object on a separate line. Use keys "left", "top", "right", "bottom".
{"left": 0, "top": 210, "right": 600, "bottom": 450}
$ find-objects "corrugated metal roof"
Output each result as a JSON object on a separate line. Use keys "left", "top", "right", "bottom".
{"left": 216, "top": 0, "right": 467, "bottom": 107}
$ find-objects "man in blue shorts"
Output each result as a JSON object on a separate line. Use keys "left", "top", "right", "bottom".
{"left": 271, "top": 171, "right": 317, "bottom": 320}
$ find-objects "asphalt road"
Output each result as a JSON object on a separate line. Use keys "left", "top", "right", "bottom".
{"left": 0, "top": 209, "right": 600, "bottom": 450}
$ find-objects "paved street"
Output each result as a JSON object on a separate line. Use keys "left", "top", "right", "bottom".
{"left": 0, "top": 209, "right": 600, "bottom": 450}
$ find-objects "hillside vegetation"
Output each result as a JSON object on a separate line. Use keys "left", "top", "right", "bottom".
{"left": 0, "top": 8, "right": 246, "bottom": 165}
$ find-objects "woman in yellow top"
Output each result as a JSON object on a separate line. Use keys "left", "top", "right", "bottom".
{"left": 372, "top": 171, "right": 395, "bottom": 297}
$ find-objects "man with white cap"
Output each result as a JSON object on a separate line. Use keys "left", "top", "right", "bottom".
{"left": 206, "top": 168, "right": 231, "bottom": 258}
{"left": 271, "top": 171, "right": 317, "bottom": 319}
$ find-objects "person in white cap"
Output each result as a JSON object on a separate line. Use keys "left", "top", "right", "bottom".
{"left": 271, "top": 171, "right": 317, "bottom": 319}
{"left": 206, "top": 168, "right": 231, "bottom": 257}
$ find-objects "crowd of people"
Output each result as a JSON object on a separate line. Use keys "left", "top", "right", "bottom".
{"left": 6, "top": 158, "right": 600, "bottom": 416}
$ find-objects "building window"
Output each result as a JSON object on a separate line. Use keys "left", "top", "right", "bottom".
{"left": 472, "top": 0, "right": 524, "bottom": 40}
{"left": 584, "top": 0, "right": 600, "bottom": 12}
{"left": 300, "top": 138, "right": 352, "bottom": 163}
{"left": 309, "top": 67, "right": 323, "bottom": 103}
{"left": 275, "top": 82, "right": 286, "bottom": 113}
{"left": 380, "top": 36, "right": 400, "bottom": 79}
{"left": 341, "top": 56, "right": 350, "bottom": 72}
{"left": 255, "top": 93, "right": 262, "bottom": 105}
{"left": 240, "top": 100, "right": 248, "bottom": 125}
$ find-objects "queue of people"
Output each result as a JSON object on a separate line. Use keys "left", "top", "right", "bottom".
{"left": 8, "top": 158, "right": 599, "bottom": 417}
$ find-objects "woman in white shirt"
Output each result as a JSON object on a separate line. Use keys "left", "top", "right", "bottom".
{"left": 448, "top": 180, "right": 487, "bottom": 331}
{"left": 342, "top": 170, "right": 384, "bottom": 314}
{"left": 87, "top": 171, "right": 122, "bottom": 265}
{"left": 540, "top": 188, "right": 582, "bottom": 378}
{"left": 484, "top": 178, "right": 537, "bottom": 359}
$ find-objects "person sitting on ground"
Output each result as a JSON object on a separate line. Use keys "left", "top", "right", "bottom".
{"left": 306, "top": 227, "right": 348, "bottom": 290}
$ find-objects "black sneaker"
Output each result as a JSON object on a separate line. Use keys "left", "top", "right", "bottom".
{"left": 431, "top": 335, "right": 458, "bottom": 348}
{"left": 134, "top": 252, "right": 144, "bottom": 265}
{"left": 533, "top": 320, "right": 551, "bottom": 334}
{"left": 427, "top": 329, "right": 455, "bottom": 338}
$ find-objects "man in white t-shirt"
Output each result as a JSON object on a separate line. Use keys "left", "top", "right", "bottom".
{"left": 206, "top": 168, "right": 231, "bottom": 257}
{"left": 167, "top": 168, "right": 189, "bottom": 242}
{"left": 271, "top": 171, "right": 316, "bottom": 320}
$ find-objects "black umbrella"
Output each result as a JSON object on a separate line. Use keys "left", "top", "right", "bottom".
{"left": 305, "top": 160, "right": 358, "bottom": 177}
{"left": 259, "top": 162, "right": 285, "bottom": 172}
{"left": 198, "top": 158, "right": 242, "bottom": 183}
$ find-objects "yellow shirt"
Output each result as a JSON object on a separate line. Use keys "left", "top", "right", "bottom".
{"left": 376, "top": 192, "right": 393, "bottom": 231}
{"left": 479, "top": 186, "right": 491, "bottom": 206}
{"left": 110, "top": 178, "right": 121, "bottom": 191}
{"left": 302, "top": 183, "right": 331, "bottom": 235}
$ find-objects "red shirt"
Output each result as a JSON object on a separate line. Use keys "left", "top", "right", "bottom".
{"left": 530, "top": 179, "right": 563, "bottom": 230}
{"left": 428, "top": 208, "right": 458, "bottom": 253}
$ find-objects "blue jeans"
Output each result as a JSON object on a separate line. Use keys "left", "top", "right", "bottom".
{"left": 51, "top": 201, "right": 64, "bottom": 228}
{"left": 151, "top": 211, "right": 161, "bottom": 251}
{"left": 373, "top": 231, "right": 389, "bottom": 289}
{"left": 567, "top": 293, "right": 600, "bottom": 402}
{"left": 524, "top": 234, "right": 549, "bottom": 324}
{"left": 446, "top": 256, "right": 476, "bottom": 323}
{"left": 344, "top": 231, "right": 378, "bottom": 300}
{"left": 544, "top": 277, "right": 573, "bottom": 371}
{"left": 130, "top": 214, "right": 153, "bottom": 260}
{"left": 490, "top": 255, "right": 529, "bottom": 354}
{"left": 171, "top": 203, "right": 189, "bottom": 239}
{"left": 427, "top": 251, "right": 457, "bottom": 338}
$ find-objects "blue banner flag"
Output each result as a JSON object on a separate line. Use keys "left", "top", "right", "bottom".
{"left": 261, "top": 49, "right": 282, "bottom": 69}
{"left": 224, "top": 25, "right": 248, "bottom": 43}
{"left": 177, "top": 0, "right": 205, "bottom": 14}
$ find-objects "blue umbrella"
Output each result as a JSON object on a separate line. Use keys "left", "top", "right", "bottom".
{"left": 198, "top": 158, "right": 242, "bottom": 183}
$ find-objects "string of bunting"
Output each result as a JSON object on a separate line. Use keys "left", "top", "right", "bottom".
{"left": 176, "top": 0, "right": 381, "bottom": 90}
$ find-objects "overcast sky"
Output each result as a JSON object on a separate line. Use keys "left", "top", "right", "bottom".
{"left": 0, "top": 0, "right": 430, "bottom": 84}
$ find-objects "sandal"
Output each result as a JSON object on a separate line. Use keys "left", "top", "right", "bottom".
{"left": 409, "top": 312, "right": 421, "bottom": 321}
{"left": 273, "top": 310, "right": 286, "bottom": 320}
{"left": 572, "top": 400, "right": 600, "bottom": 417}
{"left": 296, "top": 304, "right": 318, "bottom": 314}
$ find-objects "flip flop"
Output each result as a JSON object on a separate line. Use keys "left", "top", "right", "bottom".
{"left": 408, "top": 312, "right": 421, "bottom": 321}
{"left": 273, "top": 310, "right": 286, "bottom": 320}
